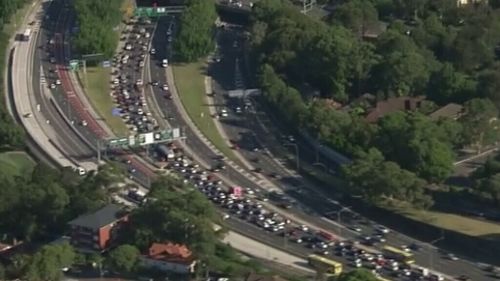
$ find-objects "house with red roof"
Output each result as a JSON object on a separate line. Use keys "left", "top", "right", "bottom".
{"left": 140, "top": 242, "right": 197, "bottom": 274}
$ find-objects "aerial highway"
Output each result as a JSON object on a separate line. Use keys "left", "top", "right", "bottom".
{"left": 13, "top": 1, "right": 497, "bottom": 280}
{"left": 198, "top": 22, "right": 498, "bottom": 280}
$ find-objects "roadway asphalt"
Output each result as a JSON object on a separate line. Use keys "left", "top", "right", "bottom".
{"left": 206, "top": 24, "right": 496, "bottom": 280}
{"left": 32, "top": 0, "right": 94, "bottom": 161}
{"left": 29, "top": 4, "right": 497, "bottom": 280}
{"left": 148, "top": 16, "right": 264, "bottom": 191}
{"left": 37, "top": 0, "right": 152, "bottom": 185}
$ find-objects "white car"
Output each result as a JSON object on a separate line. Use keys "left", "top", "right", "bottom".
{"left": 150, "top": 48, "right": 156, "bottom": 55}
{"left": 55, "top": 79, "right": 61, "bottom": 85}
{"left": 81, "top": 120, "right": 88, "bottom": 126}
{"left": 299, "top": 225, "right": 309, "bottom": 232}
{"left": 162, "top": 84, "right": 169, "bottom": 91}
{"left": 376, "top": 225, "right": 390, "bottom": 234}
{"left": 76, "top": 167, "right": 86, "bottom": 176}
{"left": 125, "top": 44, "right": 132, "bottom": 50}
{"left": 145, "top": 32, "right": 150, "bottom": 38}
{"left": 447, "top": 253, "right": 459, "bottom": 261}
{"left": 49, "top": 83, "right": 56, "bottom": 89}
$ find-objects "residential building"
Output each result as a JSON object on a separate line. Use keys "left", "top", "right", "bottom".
{"left": 68, "top": 204, "right": 129, "bottom": 252}
{"left": 364, "top": 96, "right": 425, "bottom": 123}
{"left": 429, "top": 103, "right": 464, "bottom": 121}
{"left": 141, "top": 242, "right": 197, "bottom": 274}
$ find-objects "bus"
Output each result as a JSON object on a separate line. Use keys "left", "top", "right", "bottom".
{"left": 382, "top": 245, "right": 415, "bottom": 265}
{"left": 308, "top": 255, "right": 343, "bottom": 276}
{"left": 22, "top": 28, "right": 31, "bottom": 41}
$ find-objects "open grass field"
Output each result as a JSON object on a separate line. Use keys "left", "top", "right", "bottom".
{"left": 172, "top": 62, "right": 239, "bottom": 164}
{"left": 78, "top": 67, "right": 128, "bottom": 137}
{"left": 0, "top": 151, "right": 36, "bottom": 178}
{"left": 390, "top": 203, "right": 500, "bottom": 238}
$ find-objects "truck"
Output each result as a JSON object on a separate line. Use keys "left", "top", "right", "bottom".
{"left": 21, "top": 28, "right": 31, "bottom": 41}
{"left": 127, "top": 189, "right": 146, "bottom": 203}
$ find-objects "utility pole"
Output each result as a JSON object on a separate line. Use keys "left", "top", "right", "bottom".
{"left": 429, "top": 230, "right": 445, "bottom": 270}
{"left": 97, "top": 139, "right": 101, "bottom": 163}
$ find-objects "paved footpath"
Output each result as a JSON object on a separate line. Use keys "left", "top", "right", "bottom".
{"left": 223, "top": 230, "right": 314, "bottom": 274}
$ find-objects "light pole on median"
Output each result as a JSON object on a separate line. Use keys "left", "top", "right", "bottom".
{"left": 429, "top": 229, "right": 445, "bottom": 271}
{"left": 284, "top": 142, "right": 299, "bottom": 170}
{"left": 336, "top": 206, "right": 351, "bottom": 237}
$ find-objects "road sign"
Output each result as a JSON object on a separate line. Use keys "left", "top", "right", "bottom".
{"left": 134, "top": 6, "right": 183, "bottom": 17}
{"left": 69, "top": 59, "right": 79, "bottom": 71}
{"left": 105, "top": 128, "right": 181, "bottom": 149}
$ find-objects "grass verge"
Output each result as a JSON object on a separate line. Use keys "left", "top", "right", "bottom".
{"left": 388, "top": 202, "right": 500, "bottom": 238}
{"left": 77, "top": 66, "right": 128, "bottom": 137}
{"left": 0, "top": 151, "right": 36, "bottom": 177}
{"left": 172, "top": 62, "right": 240, "bottom": 164}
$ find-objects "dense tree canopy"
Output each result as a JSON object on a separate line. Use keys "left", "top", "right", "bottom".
{"left": 174, "top": 0, "right": 217, "bottom": 62}
{"left": 472, "top": 154, "right": 500, "bottom": 206}
{"left": 22, "top": 242, "right": 75, "bottom": 281}
{"left": 250, "top": 0, "right": 500, "bottom": 207}
{"left": 342, "top": 148, "right": 433, "bottom": 208}
{"left": 0, "top": 163, "right": 119, "bottom": 242}
{"left": 123, "top": 181, "right": 222, "bottom": 262}
{"left": 0, "top": 0, "right": 26, "bottom": 149}
{"left": 106, "top": 244, "right": 140, "bottom": 274}
{"left": 72, "top": 0, "right": 122, "bottom": 58}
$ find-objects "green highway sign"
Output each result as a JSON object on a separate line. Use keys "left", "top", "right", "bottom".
{"left": 135, "top": 7, "right": 167, "bottom": 17}
{"left": 69, "top": 59, "right": 79, "bottom": 71}
{"left": 105, "top": 128, "right": 181, "bottom": 149}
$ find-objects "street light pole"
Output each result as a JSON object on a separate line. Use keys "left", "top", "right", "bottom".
{"left": 336, "top": 206, "right": 351, "bottom": 237}
{"left": 284, "top": 142, "right": 299, "bottom": 170}
{"left": 429, "top": 230, "right": 445, "bottom": 271}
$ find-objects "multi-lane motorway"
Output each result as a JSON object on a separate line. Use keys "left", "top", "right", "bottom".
{"left": 206, "top": 24, "right": 498, "bottom": 280}
{"left": 12, "top": 1, "right": 498, "bottom": 280}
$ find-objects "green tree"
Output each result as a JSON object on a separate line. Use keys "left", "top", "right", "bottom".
{"left": 125, "top": 181, "right": 221, "bottom": 261}
{"left": 329, "top": 0, "right": 379, "bottom": 37}
{"left": 23, "top": 242, "right": 75, "bottom": 281}
{"left": 478, "top": 173, "right": 500, "bottom": 205}
{"left": 106, "top": 244, "right": 140, "bottom": 274}
{"left": 72, "top": 0, "right": 122, "bottom": 58}
{"left": 460, "top": 98, "right": 500, "bottom": 150}
{"left": 427, "top": 63, "right": 476, "bottom": 104}
{"left": 371, "top": 30, "right": 433, "bottom": 97}
{"left": 174, "top": 0, "right": 217, "bottom": 62}
{"left": 376, "top": 112, "right": 454, "bottom": 182}
{"left": 477, "top": 68, "right": 500, "bottom": 110}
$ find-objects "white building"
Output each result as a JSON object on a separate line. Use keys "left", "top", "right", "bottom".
{"left": 140, "top": 242, "right": 197, "bottom": 274}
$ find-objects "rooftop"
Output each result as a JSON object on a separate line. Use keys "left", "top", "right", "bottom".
{"left": 365, "top": 96, "right": 425, "bottom": 123}
{"left": 147, "top": 242, "right": 195, "bottom": 264}
{"left": 68, "top": 204, "right": 127, "bottom": 230}
{"left": 429, "top": 103, "right": 464, "bottom": 120}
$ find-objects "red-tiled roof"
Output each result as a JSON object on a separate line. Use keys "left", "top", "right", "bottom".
{"left": 365, "top": 96, "right": 425, "bottom": 123}
{"left": 147, "top": 242, "right": 195, "bottom": 264}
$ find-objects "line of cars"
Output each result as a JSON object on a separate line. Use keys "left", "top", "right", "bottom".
{"left": 110, "top": 17, "right": 161, "bottom": 134}
{"left": 130, "top": 142, "right": 436, "bottom": 281}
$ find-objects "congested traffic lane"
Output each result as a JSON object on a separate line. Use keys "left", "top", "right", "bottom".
{"left": 38, "top": 0, "right": 153, "bottom": 185}
{"left": 206, "top": 23, "right": 494, "bottom": 281}
{"left": 148, "top": 16, "right": 266, "bottom": 192}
